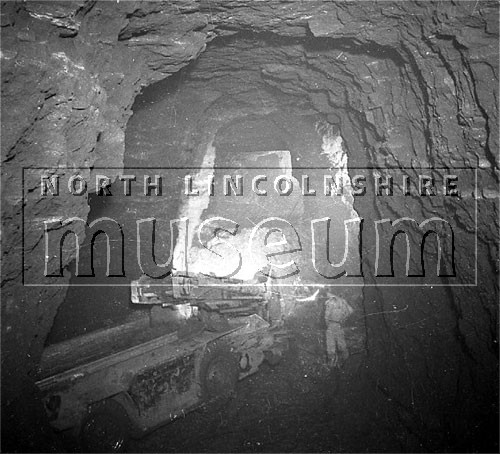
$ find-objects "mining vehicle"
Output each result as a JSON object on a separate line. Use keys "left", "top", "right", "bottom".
{"left": 35, "top": 273, "right": 288, "bottom": 452}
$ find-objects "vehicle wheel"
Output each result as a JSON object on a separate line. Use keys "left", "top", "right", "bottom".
{"left": 264, "top": 348, "right": 283, "bottom": 367}
{"left": 199, "top": 342, "right": 239, "bottom": 401}
{"left": 80, "top": 400, "right": 130, "bottom": 453}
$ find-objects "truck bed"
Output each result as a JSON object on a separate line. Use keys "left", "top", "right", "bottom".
{"left": 39, "top": 313, "right": 179, "bottom": 379}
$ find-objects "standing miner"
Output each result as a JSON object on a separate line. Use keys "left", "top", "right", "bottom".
{"left": 323, "top": 292, "right": 353, "bottom": 367}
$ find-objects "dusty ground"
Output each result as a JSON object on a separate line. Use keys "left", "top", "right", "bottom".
{"left": 126, "top": 335, "right": 426, "bottom": 453}
{"left": 48, "top": 319, "right": 496, "bottom": 453}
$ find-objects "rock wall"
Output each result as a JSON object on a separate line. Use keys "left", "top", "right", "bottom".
{"left": 1, "top": 0, "right": 498, "bottom": 450}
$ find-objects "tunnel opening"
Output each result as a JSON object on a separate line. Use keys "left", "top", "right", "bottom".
{"left": 2, "top": 2, "right": 498, "bottom": 453}
{"left": 48, "top": 31, "right": 378, "bottom": 343}
{"left": 41, "top": 29, "right": 498, "bottom": 453}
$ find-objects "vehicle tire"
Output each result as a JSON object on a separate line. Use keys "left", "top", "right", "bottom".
{"left": 79, "top": 400, "right": 130, "bottom": 453}
{"left": 264, "top": 348, "right": 283, "bottom": 367}
{"left": 199, "top": 342, "right": 239, "bottom": 401}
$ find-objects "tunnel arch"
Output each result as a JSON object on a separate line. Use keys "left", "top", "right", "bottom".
{"left": 2, "top": 2, "right": 497, "bottom": 452}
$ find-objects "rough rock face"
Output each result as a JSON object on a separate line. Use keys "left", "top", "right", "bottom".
{"left": 1, "top": 0, "right": 498, "bottom": 451}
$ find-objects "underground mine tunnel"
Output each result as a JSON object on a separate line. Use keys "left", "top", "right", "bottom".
{"left": 1, "top": 1, "right": 498, "bottom": 453}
